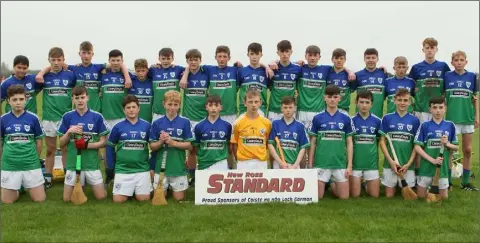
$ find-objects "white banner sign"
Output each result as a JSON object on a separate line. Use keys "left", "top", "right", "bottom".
{"left": 195, "top": 169, "right": 318, "bottom": 205}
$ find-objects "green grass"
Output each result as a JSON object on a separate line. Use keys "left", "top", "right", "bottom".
{"left": 1, "top": 92, "right": 479, "bottom": 243}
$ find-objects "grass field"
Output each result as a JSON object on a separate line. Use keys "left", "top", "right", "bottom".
{"left": 1, "top": 92, "right": 479, "bottom": 243}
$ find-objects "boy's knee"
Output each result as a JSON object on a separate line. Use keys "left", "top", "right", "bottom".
{"left": 113, "top": 196, "right": 127, "bottom": 203}
{"left": 2, "top": 198, "right": 16, "bottom": 204}
{"left": 463, "top": 146, "right": 472, "bottom": 155}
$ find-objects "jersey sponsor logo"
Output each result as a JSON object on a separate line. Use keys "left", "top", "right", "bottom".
{"left": 243, "top": 137, "right": 264, "bottom": 146}
{"left": 219, "top": 131, "right": 225, "bottom": 138}
{"left": 423, "top": 79, "right": 440, "bottom": 87}
{"left": 88, "top": 124, "right": 94, "bottom": 130}
{"left": 304, "top": 80, "right": 323, "bottom": 88}
{"left": 177, "top": 129, "right": 183, "bottom": 136}
{"left": 137, "top": 97, "right": 151, "bottom": 104}
{"left": 124, "top": 142, "right": 145, "bottom": 150}
{"left": 205, "top": 141, "right": 224, "bottom": 150}
{"left": 26, "top": 83, "right": 32, "bottom": 89}
{"left": 365, "top": 87, "right": 382, "bottom": 93}
{"left": 274, "top": 82, "right": 294, "bottom": 89}
{"left": 157, "top": 81, "right": 176, "bottom": 89}
{"left": 390, "top": 133, "right": 410, "bottom": 142}
{"left": 8, "top": 134, "right": 30, "bottom": 143}
{"left": 428, "top": 140, "right": 442, "bottom": 148}
{"left": 247, "top": 83, "right": 263, "bottom": 91}
{"left": 280, "top": 140, "right": 297, "bottom": 149}
{"left": 323, "top": 132, "right": 342, "bottom": 140}
{"left": 214, "top": 81, "right": 232, "bottom": 89}
{"left": 105, "top": 87, "right": 124, "bottom": 93}
{"left": 84, "top": 81, "right": 99, "bottom": 88}
{"left": 452, "top": 90, "right": 469, "bottom": 97}
{"left": 24, "top": 125, "right": 30, "bottom": 132}
{"left": 355, "top": 135, "right": 375, "bottom": 144}
{"left": 186, "top": 89, "right": 207, "bottom": 96}
{"left": 47, "top": 89, "right": 68, "bottom": 96}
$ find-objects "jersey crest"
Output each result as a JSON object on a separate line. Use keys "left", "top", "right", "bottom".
{"left": 63, "top": 79, "right": 68, "bottom": 86}
{"left": 407, "top": 124, "right": 412, "bottom": 131}
{"left": 26, "top": 83, "right": 32, "bottom": 89}
{"left": 88, "top": 124, "right": 94, "bottom": 130}
{"left": 466, "top": 82, "right": 471, "bottom": 88}
{"left": 24, "top": 125, "right": 30, "bottom": 132}
{"left": 293, "top": 132, "right": 298, "bottom": 140}
{"left": 140, "top": 132, "right": 146, "bottom": 139}
{"left": 338, "top": 123, "right": 344, "bottom": 129}
{"left": 170, "top": 72, "right": 175, "bottom": 78}
{"left": 200, "top": 80, "right": 206, "bottom": 86}
{"left": 219, "top": 131, "right": 225, "bottom": 138}
{"left": 259, "top": 76, "right": 264, "bottom": 82}
{"left": 177, "top": 129, "right": 183, "bottom": 136}
{"left": 436, "top": 71, "right": 442, "bottom": 77}
{"left": 290, "top": 74, "right": 296, "bottom": 80}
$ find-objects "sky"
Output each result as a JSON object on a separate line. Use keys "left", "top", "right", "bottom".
{"left": 1, "top": 1, "right": 479, "bottom": 72}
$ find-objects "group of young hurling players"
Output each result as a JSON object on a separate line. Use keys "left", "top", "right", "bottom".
{"left": 0, "top": 37, "right": 478, "bottom": 204}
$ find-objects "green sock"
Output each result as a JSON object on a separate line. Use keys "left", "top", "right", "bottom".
{"left": 415, "top": 168, "right": 420, "bottom": 175}
{"left": 462, "top": 169, "right": 470, "bottom": 185}
{"left": 448, "top": 169, "right": 452, "bottom": 184}
{"left": 19, "top": 185, "right": 26, "bottom": 194}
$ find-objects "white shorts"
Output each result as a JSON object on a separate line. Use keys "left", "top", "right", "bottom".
{"left": 153, "top": 174, "right": 188, "bottom": 192}
{"left": 455, "top": 124, "right": 475, "bottom": 134}
{"left": 273, "top": 161, "right": 299, "bottom": 169}
{"left": 105, "top": 119, "right": 123, "bottom": 131}
{"left": 417, "top": 176, "right": 449, "bottom": 190}
{"left": 297, "top": 111, "right": 317, "bottom": 128}
{"left": 1, "top": 169, "right": 44, "bottom": 190}
{"left": 42, "top": 120, "right": 60, "bottom": 137}
{"left": 112, "top": 171, "right": 153, "bottom": 196}
{"left": 267, "top": 111, "right": 284, "bottom": 122}
{"left": 221, "top": 114, "right": 237, "bottom": 125}
{"left": 152, "top": 113, "right": 164, "bottom": 122}
{"left": 317, "top": 168, "right": 347, "bottom": 183}
{"left": 414, "top": 112, "right": 432, "bottom": 124}
{"left": 381, "top": 169, "right": 415, "bottom": 188}
{"left": 204, "top": 159, "right": 229, "bottom": 171}
{"left": 237, "top": 159, "right": 268, "bottom": 170}
{"left": 352, "top": 170, "right": 380, "bottom": 181}
{"left": 64, "top": 170, "right": 104, "bottom": 187}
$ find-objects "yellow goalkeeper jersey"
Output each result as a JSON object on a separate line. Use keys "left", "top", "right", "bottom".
{"left": 231, "top": 114, "right": 271, "bottom": 162}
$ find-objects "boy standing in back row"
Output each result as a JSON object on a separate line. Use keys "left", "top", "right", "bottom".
{"left": 353, "top": 48, "right": 388, "bottom": 118}
{"left": 129, "top": 59, "right": 153, "bottom": 123}
{"left": 327, "top": 48, "right": 354, "bottom": 115}
{"left": 409, "top": 37, "right": 451, "bottom": 123}
{"left": 385, "top": 56, "right": 415, "bottom": 114}
{"left": 444, "top": 51, "right": 479, "bottom": 191}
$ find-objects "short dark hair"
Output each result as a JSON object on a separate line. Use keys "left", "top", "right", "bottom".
{"left": 247, "top": 42, "right": 262, "bottom": 54}
{"left": 72, "top": 86, "right": 88, "bottom": 96}
{"left": 48, "top": 47, "right": 64, "bottom": 58}
{"left": 364, "top": 48, "right": 378, "bottom": 57}
{"left": 305, "top": 45, "right": 320, "bottom": 55}
{"left": 356, "top": 90, "right": 374, "bottom": 102}
{"left": 394, "top": 88, "right": 410, "bottom": 98}
{"left": 13, "top": 55, "right": 29, "bottom": 67}
{"left": 281, "top": 96, "right": 296, "bottom": 106}
{"left": 325, "top": 84, "right": 341, "bottom": 96}
{"left": 122, "top": 95, "right": 139, "bottom": 108}
{"left": 79, "top": 41, "right": 93, "bottom": 52}
{"left": 215, "top": 45, "right": 230, "bottom": 56}
{"left": 429, "top": 96, "right": 445, "bottom": 107}
{"left": 159, "top": 48, "right": 174, "bottom": 57}
{"left": 109, "top": 49, "right": 123, "bottom": 59}
{"left": 332, "top": 48, "right": 346, "bottom": 58}
{"left": 186, "top": 49, "right": 202, "bottom": 60}
{"left": 206, "top": 94, "right": 222, "bottom": 105}
{"left": 277, "top": 40, "right": 292, "bottom": 52}
{"left": 7, "top": 84, "right": 26, "bottom": 99}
